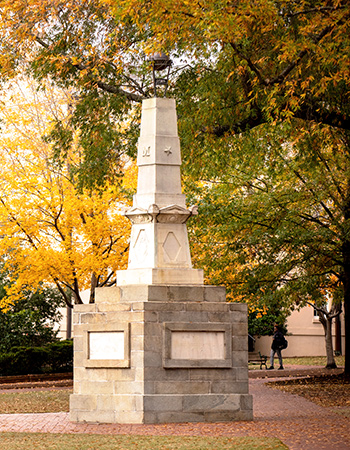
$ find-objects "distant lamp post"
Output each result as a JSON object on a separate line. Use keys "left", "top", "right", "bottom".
{"left": 150, "top": 52, "right": 172, "bottom": 97}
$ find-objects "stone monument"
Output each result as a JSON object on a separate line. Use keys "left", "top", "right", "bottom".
{"left": 70, "top": 93, "right": 253, "bottom": 424}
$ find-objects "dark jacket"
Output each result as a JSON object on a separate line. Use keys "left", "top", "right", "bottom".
{"left": 271, "top": 330, "right": 285, "bottom": 351}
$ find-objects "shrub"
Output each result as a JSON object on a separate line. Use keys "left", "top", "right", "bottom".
{"left": 46, "top": 340, "right": 73, "bottom": 373}
{"left": 0, "top": 339, "right": 73, "bottom": 376}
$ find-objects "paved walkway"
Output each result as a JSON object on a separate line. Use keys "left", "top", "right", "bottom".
{"left": 0, "top": 369, "right": 349, "bottom": 450}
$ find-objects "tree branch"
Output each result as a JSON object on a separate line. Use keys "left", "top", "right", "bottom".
{"left": 53, "top": 279, "right": 73, "bottom": 308}
{"left": 34, "top": 36, "right": 143, "bottom": 103}
{"left": 286, "top": 6, "right": 346, "bottom": 18}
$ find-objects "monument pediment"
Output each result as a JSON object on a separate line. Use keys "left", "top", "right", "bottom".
{"left": 156, "top": 204, "right": 192, "bottom": 224}
{"left": 125, "top": 206, "right": 153, "bottom": 224}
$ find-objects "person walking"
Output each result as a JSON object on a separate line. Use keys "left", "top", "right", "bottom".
{"left": 267, "top": 324, "right": 287, "bottom": 370}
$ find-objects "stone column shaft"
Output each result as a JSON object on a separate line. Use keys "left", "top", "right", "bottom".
{"left": 117, "top": 97, "right": 203, "bottom": 286}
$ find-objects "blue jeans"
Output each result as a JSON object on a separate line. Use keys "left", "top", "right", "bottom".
{"left": 270, "top": 348, "right": 283, "bottom": 367}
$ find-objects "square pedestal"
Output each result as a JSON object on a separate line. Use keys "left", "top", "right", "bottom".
{"left": 70, "top": 285, "right": 253, "bottom": 423}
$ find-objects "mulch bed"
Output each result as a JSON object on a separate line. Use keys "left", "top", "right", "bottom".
{"left": 268, "top": 372, "right": 350, "bottom": 408}
{"left": 0, "top": 373, "right": 73, "bottom": 390}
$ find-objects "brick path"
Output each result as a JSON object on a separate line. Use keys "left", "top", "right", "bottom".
{"left": 0, "top": 369, "right": 349, "bottom": 450}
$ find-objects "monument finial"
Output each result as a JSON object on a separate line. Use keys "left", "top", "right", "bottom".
{"left": 149, "top": 52, "right": 172, "bottom": 97}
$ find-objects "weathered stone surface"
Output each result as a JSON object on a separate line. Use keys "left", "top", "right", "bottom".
{"left": 70, "top": 394, "right": 97, "bottom": 411}
{"left": 115, "top": 381, "right": 144, "bottom": 395}
{"left": 117, "top": 268, "right": 204, "bottom": 286}
{"left": 210, "top": 381, "right": 249, "bottom": 394}
{"left": 144, "top": 350, "right": 163, "bottom": 367}
{"left": 153, "top": 381, "right": 211, "bottom": 395}
{"left": 70, "top": 286, "right": 252, "bottom": 423}
{"left": 73, "top": 335, "right": 83, "bottom": 352}
{"left": 70, "top": 410, "right": 116, "bottom": 424}
{"left": 182, "top": 394, "right": 241, "bottom": 412}
{"left": 114, "top": 411, "right": 144, "bottom": 424}
{"left": 95, "top": 286, "right": 121, "bottom": 303}
{"left": 203, "top": 286, "right": 226, "bottom": 302}
{"left": 167, "top": 286, "right": 204, "bottom": 302}
{"left": 73, "top": 304, "right": 97, "bottom": 313}
{"left": 144, "top": 395, "right": 183, "bottom": 412}
{"left": 143, "top": 367, "right": 190, "bottom": 382}
{"left": 231, "top": 351, "right": 249, "bottom": 367}
{"left": 71, "top": 283, "right": 252, "bottom": 422}
{"left": 80, "top": 312, "right": 107, "bottom": 324}
{"left": 240, "top": 394, "right": 254, "bottom": 411}
{"left": 72, "top": 350, "right": 85, "bottom": 368}
{"left": 80, "top": 380, "right": 114, "bottom": 395}
{"left": 231, "top": 322, "right": 249, "bottom": 335}
{"left": 144, "top": 411, "right": 205, "bottom": 424}
{"left": 185, "top": 302, "right": 229, "bottom": 312}
{"left": 189, "top": 368, "right": 236, "bottom": 381}
{"left": 96, "top": 302, "right": 131, "bottom": 312}
{"left": 232, "top": 336, "right": 249, "bottom": 351}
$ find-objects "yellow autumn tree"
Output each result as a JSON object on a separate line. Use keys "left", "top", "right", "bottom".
{"left": 0, "top": 77, "right": 135, "bottom": 308}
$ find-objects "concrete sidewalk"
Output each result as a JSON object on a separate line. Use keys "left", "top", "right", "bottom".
{"left": 0, "top": 371, "right": 349, "bottom": 450}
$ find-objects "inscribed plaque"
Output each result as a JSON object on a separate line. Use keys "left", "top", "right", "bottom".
{"left": 89, "top": 331, "right": 125, "bottom": 360}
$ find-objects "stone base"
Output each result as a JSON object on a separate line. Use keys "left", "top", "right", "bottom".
{"left": 70, "top": 285, "right": 253, "bottom": 424}
{"left": 117, "top": 268, "right": 204, "bottom": 286}
{"left": 70, "top": 393, "right": 253, "bottom": 424}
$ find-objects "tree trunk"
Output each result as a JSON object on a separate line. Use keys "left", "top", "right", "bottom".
{"left": 344, "top": 280, "right": 350, "bottom": 375}
{"left": 319, "top": 312, "right": 337, "bottom": 369}
{"left": 342, "top": 239, "right": 350, "bottom": 376}
{"left": 335, "top": 314, "right": 342, "bottom": 355}
{"left": 89, "top": 273, "right": 97, "bottom": 304}
{"left": 325, "top": 317, "right": 337, "bottom": 369}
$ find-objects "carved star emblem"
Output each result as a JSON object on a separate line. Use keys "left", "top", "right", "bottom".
{"left": 164, "top": 146, "right": 172, "bottom": 156}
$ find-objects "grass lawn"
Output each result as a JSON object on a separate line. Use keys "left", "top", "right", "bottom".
{"left": 249, "top": 355, "right": 345, "bottom": 370}
{"left": 0, "top": 433, "right": 289, "bottom": 450}
{"left": 0, "top": 390, "right": 70, "bottom": 414}
{"left": 283, "top": 355, "right": 345, "bottom": 367}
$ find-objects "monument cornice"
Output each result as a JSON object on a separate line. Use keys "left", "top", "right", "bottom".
{"left": 125, "top": 204, "right": 198, "bottom": 224}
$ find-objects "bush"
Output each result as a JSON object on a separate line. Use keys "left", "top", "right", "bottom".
{"left": 0, "top": 339, "right": 73, "bottom": 376}
{"left": 0, "top": 278, "right": 65, "bottom": 354}
{"left": 46, "top": 340, "right": 73, "bottom": 373}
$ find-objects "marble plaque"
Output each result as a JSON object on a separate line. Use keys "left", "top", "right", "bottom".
{"left": 88, "top": 331, "right": 125, "bottom": 360}
{"left": 171, "top": 331, "right": 225, "bottom": 360}
{"left": 163, "top": 323, "right": 232, "bottom": 368}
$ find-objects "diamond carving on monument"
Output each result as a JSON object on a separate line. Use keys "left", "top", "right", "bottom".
{"left": 163, "top": 231, "right": 181, "bottom": 262}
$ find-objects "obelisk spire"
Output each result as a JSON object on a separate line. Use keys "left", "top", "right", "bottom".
{"left": 117, "top": 97, "right": 203, "bottom": 286}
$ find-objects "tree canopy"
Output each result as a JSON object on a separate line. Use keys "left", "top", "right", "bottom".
{"left": 1, "top": 1, "right": 348, "bottom": 178}
{"left": 0, "top": 77, "right": 134, "bottom": 307}
{"left": 187, "top": 120, "right": 346, "bottom": 368}
{"left": 0, "top": 0, "right": 349, "bottom": 371}
{"left": 0, "top": 0, "right": 145, "bottom": 189}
